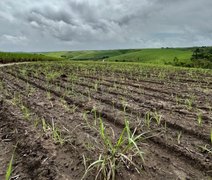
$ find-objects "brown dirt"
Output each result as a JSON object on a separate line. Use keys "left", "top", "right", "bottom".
{"left": 0, "top": 63, "right": 211, "bottom": 179}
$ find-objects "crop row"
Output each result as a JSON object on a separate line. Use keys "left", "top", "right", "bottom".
{"left": 0, "top": 62, "right": 211, "bottom": 179}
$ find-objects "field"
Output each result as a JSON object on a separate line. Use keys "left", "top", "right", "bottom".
{"left": 0, "top": 52, "right": 59, "bottom": 63}
{"left": 44, "top": 48, "right": 193, "bottom": 64}
{"left": 0, "top": 61, "right": 212, "bottom": 179}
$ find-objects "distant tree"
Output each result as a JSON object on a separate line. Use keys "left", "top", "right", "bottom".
{"left": 190, "top": 47, "right": 212, "bottom": 68}
{"left": 173, "top": 57, "right": 179, "bottom": 64}
{"left": 193, "top": 48, "right": 200, "bottom": 60}
{"left": 208, "top": 48, "right": 212, "bottom": 54}
{"left": 191, "top": 48, "right": 204, "bottom": 60}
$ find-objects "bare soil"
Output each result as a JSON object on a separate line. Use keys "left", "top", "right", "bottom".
{"left": 0, "top": 63, "right": 211, "bottom": 179}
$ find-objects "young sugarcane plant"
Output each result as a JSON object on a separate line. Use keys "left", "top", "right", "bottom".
{"left": 121, "top": 98, "right": 128, "bottom": 113}
{"left": 152, "top": 111, "right": 162, "bottom": 126}
{"left": 211, "top": 129, "right": 212, "bottom": 144}
{"left": 82, "top": 118, "right": 149, "bottom": 180}
{"left": 145, "top": 111, "right": 151, "bottom": 129}
{"left": 21, "top": 105, "right": 30, "bottom": 121}
{"left": 197, "top": 112, "right": 203, "bottom": 126}
{"left": 42, "top": 118, "right": 49, "bottom": 132}
{"left": 83, "top": 111, "right": 91, "bottom": 127}
{"left": 6, "top": 153, "right": 14, "bottom": 180}
{"left": 94, "top": 81, "right": 99, "bottom": 92}
{"left": 5, "top": 144, "right": 17, "bottom": 180}
{"left": 177, "top": 131, "right": 182, "bottom": 145}
{"left": 51, "top": 119, "right": 64, "bottom": 145}
{"left": 175, "top": 95, "right": 180, "bottom": 105}
{"left": 45, "top": 71, "right": 61, "bottom": 82}
{"left": 41, "top": 118, "right": 64, "bottom": 145}
{"left": 185, "top": 98, "right": 193, "bottom": 110}
{"left": 11, "top": 93, "right": 21, "bottom": 106}
{"left": 46, "top": 91, "right": 52, "bottom": 100}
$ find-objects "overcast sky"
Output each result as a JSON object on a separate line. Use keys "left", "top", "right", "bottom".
{"left": 0, "top": 0, "right": 212, "bottom": 52}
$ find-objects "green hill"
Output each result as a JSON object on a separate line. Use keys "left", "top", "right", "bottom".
{"left": 44, "top": 49, "right": 140, "bottom": 60}
{"left": 43, "top": 51, "right": 66, "bottom": 59}
{"left": 43, "top": 47, "right": 212, "bottom": 68}
{"left": 44, "top": 48, "right": 193, "bottom": 65}
{"left": 107, "top": 48, "right": 193, "bottom": 64}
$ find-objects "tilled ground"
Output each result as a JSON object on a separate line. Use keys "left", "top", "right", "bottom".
{"left": 0, "top": 62, "right": 211, "bottom": 179}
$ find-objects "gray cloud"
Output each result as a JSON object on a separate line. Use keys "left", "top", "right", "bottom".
{"left": 0, "top": 0, "right": 212, "bottom": 52}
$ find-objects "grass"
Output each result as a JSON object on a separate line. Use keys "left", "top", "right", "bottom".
{"left": 197, "top": 112, "right": 203, "bottom": 126}
{"left": 177, "top": 131, "right": 182, "bottom": 145}
{"left": 41, "top": 118, "right": 64, "bottom": 145}
{"left": 43, "top": 47, "right": 212, "bottom": 69}
{"left": 42, "top": 51, "right": 66, "bottom": 59}
{"left": 108, "top": 48, "right": 193, "bottom": 64}
{"left": 21, "top": 105, "right": 31, "bottom": 120}
{"left": 2, "top": 47, "right": 212, "bottom": 69}
{"left": 82, "top": 118, "right": 149, "bottom": 180}
{"left": 185, "top": 98, "right": 193, "bottom": 110}
{"left": 152, "top": 111, "right": 162, "bottom": 126}
{"left": 51, "top": 119, "right": 64, "bottom": 145}
{"left": 0, "top": 52, "right": 59, "bottom": 63}
{"left": 145, "top": 111, "right": 151, "bottom": 128}
{"left": 43, "top": 48, "right": 193, "bottom": 65}
{"left": 83, "top": 111, "right": 91, "bottom": 127}
{"left": 6, "top": 153, "right": 14, "bottom": 180}
{"left": 45, "top": 49, "right": 139, "bottom": 60}
{"left": 5, "top": 144, "right": 17, "bottom": 180}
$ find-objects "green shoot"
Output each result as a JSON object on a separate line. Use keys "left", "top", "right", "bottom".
{"left": 71, "top": 105, "right": 78, "bottom": 113}
{"left": 177, "top": 131, "right": 182, "bottom": 145}
{"left": 6, "top": 144, "right": 17, "bottom": 180}
{"left": 82, "top": 118, "right": 148, "bottom": 180}
{"left": 34, "top": 117, "right": 39, "bottom": 128}
{"left": 83, "top": 111, "right": 90, "bottom": 127}
{"left": 20, "top": 69, "right": 27, "bottom": 77}
{"left": 94, "top": 82, "right": 98, "bottom": 91}
{"left": 211, "top": 129, "right": 212, "bottom": 144}
{"left": 152, "top": 111, "right": 162, "bottom": 126}
{"left": 21, "top": 105, "right": 30, "bottom": 120}
{"left": 52, "top": 120, "right": 64, "bottom": 145}
{"left": 45, "top": 71, "right": 61, "bottom": 82}
{"left": 46, "top": 91, "right": 52, "bottom": 100}
{"left": 11, "top": 93, "right": 21, "bottom": 106}
{"left": 197, "top": 112, "right": 202, "bottom": 126}
{"left": 145, "top": 111, "right": 151, "bottom": 128}
{"left": 175, "top": 96, "right": 180, "bottom": 105}
{"left": 42, "top": 118, "right": 48, "bottom": 132}
{"left": 121, "top": 98, "right": 128, "bottom": 113}
{"left": 6, "top": 154, "right": 14, "bottom": 180}
{"left": 41, "top": 119, "right": 64, "bottom": 145}
{"left": 185, "top": 98, "right": 193, "bottom": 110}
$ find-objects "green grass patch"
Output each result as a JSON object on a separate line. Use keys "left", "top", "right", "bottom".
{"left": 43, "top": 48, "right": 193, "bottom": 65}
{"left": 0, "top": 52, "right": 60, "bottom": 63}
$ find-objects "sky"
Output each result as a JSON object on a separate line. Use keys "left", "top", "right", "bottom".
{"left": 0, "top": 0, "right": 212, "bottom": 52}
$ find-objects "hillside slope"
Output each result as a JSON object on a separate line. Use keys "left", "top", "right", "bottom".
{"left": 44, "top": 48, "right": 193, "bottom": 64}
